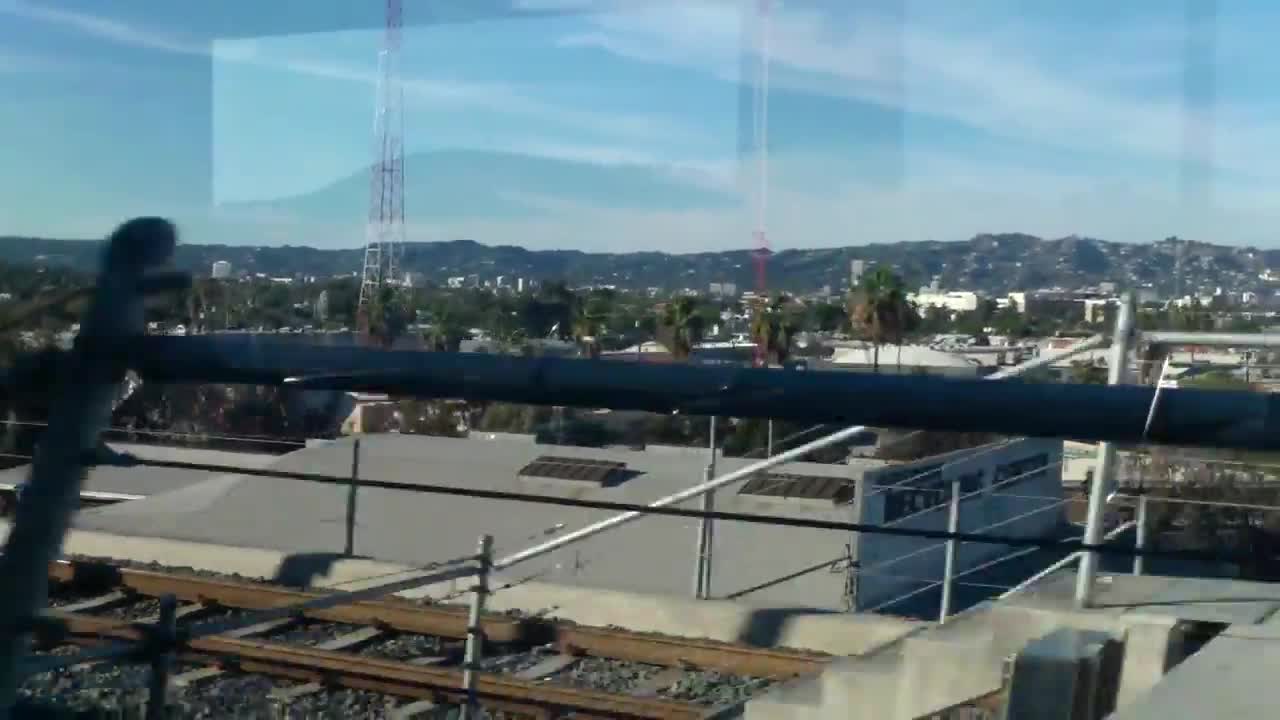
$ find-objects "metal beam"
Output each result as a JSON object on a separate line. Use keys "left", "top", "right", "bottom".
{"left": 133, "top": 335, "right": 1280, "bottom": 451}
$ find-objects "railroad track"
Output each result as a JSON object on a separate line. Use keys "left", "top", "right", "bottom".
{"left": 26, "top": 559, "right": 829, "bottom": 718}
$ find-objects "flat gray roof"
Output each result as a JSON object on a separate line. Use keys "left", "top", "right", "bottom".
{"left": 0, "top": 443, "right": 279, "bottom": 497}
{"left": 77, "top": 434, "right": 888, "bottom": 610}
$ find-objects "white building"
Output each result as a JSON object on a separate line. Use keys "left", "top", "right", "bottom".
{"left": 211, "top": 261, "right": 232, "bottom": 279}
{"left": 910, "top": 290, "right": 980, "bottom": 314}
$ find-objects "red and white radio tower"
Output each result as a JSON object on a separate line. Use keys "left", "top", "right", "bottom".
{"left": 751, "top": 0, "right": 772, "bottom": 367}
{"left": 357, "top": 0, "right": 407, "bottom": 332}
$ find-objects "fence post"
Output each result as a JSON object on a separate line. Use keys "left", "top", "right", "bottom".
{"left": 939, "top": 479, "right": 961, "bottom": 624}
{"left": 1133, "top": 493, "right": 1148, "bottom": 576}
{"left": 344, "top": 437, "right": 360, "bottom": 557}
{"left": 694, "top": 464, "right": 715, "bottom": 599}
{"left": 146, "top": 594, "right": 177, "bottom": 720}
{"left": 766, "top": 419, "right": 774, "bottom": 457}
{"left": 461, "top": 534, "right": 493, "bottom": 720}
{"left": 1076, "top": 293, "right": 1135, "bottom": 609}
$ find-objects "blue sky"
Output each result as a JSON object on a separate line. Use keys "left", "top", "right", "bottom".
{"left": 2, "top": 0, "right": 1279, "bottom": 251}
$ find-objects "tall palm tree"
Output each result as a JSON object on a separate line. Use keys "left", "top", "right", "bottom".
{"left": 572, "top": 297, "right": 607, "bottom": 359}
{"left": 847, "top": 268, "right": 915, "bottom": 372}
{"left": 751, "top": 295, "right": 796, "bottom": 366}
{"left": 659, "top": 296, "right": 705, "bottom": 361}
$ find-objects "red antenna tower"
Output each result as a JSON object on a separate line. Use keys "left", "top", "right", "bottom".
{"left": 751, "top": 0, "right": 772, "bottom": 367}
{"left": 357, "top": 0, "right": 407, "bottom": 336}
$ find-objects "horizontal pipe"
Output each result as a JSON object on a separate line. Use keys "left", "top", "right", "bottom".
{"left": 128, "top": 335, "right": 1280, "bottom": 451}
{"left": 1143, "top": 332, "right": 1280, "bottom": 348}
{"left": 985, "top": 334, "right": 1107, "bottom": 380}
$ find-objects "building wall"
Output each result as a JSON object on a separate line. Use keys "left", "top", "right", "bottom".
{"left": 852, "top": 438, "right": 1064, "bottom": 611}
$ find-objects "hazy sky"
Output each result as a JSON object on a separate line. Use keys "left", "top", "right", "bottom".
{"left": 0, "top": 0, "right": 1275, "bottom": 251}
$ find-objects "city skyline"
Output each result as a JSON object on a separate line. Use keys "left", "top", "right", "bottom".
{"left": 2, "top": 1, "right": 1278, "bottom": 250}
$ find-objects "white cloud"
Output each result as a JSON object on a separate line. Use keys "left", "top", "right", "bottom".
{"left": 567, "top": 2, "right": 1280, "bottom": 187}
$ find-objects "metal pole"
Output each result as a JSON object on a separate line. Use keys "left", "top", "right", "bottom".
{"left": 693, "top": 464, "right": 713, "bottom": 599}
{"left": 461, "top": 534, "right": 492, "bottom": 720}
{"left": 146, "top": 594, "right": 177, "bottom": 720}
{"left": 1143, "top": 331, "right": 1280, "bottom": 348}
{"left": 708, "top": 415, "right": 717, "bottom": 473}
{"left": 767, "top": 418, "right": 774, "bottom": 457}
{"left": 495, "top": 424, "right": 869, "bottom": 571}
{"left": 0, "top": 218, "right": 176, "bottom": 717}
{"left": 1133, "top": 494, "right": 1148, "bottom": 576}
{"left": 939, "top": 479, "right": 961, "bottom": 623}
{"left": 985, "top": 333, "right": 1108, "bottom": 379}
{"left": 1076, "top": 294, "right": 1135, "bottom": 608}
{"left": 344, "top": 437, "right": 360, "bottom": 557}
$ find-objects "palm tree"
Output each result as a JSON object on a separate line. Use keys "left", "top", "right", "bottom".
{"left": 847, "top": 268, "right": 915, "bottom": 372}
{"left": 659, "top": 296, "right": 705, "bottom": 361}
{"left": 751, "top": 295, "right": 796, "bottom": 366}
{"left": 572, "top": 298, "right": 607, "bottom": 359}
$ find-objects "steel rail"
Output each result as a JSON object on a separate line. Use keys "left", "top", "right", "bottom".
{"left": 48, "top": 560, "right": 828, "bottom": 678}
{"left": 48, "top": 611, "right": 704, "bottom": 720}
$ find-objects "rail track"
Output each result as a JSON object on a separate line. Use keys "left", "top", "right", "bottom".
{"left": 27, "top": 559, "right": 830, "bottom": 718}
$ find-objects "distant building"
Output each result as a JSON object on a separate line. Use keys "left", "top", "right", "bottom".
{"left": 315, "top": 290, "right": 330, "bottom": 321}
{"left": 211, "top": 261, "right": 232, "bottom": 279}
{"left": 911, "top": 290, "right": 980, "bottom": 314}
{"left": 516, "top": 277, "right": 526, "bottom": 293}
{"left": 850, "top": 259, "right": 866, "bottom": 287}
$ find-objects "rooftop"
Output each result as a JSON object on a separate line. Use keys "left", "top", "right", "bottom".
{"left": 68, "top": 434, "right": 888, "bottom": 610}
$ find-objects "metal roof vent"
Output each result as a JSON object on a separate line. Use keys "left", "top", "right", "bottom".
{"left": 517, "top": 455, "right": 634, "bottom": 488}
{"left": 737, "top": 472, "right": 856, "bottom": 506}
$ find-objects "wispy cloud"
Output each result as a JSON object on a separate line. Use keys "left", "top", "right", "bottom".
{"left": 1, "top": 0, "right": 701, "bottom": 148}
{"left": 567, "top": 3, "right": 1280, "bottom": 186}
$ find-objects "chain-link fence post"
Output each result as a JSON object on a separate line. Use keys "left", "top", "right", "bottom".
{"left": 461, "top": 534, "right": 493, "bottom": 720}
{"left": 1133, "top": 493, "right": 1149, "bottom": 576}
{"left": 344, "top": 437, "right": 360, "bottom": 557}
{"left": 146, "top": 594, "right": 177, "bottom": 720}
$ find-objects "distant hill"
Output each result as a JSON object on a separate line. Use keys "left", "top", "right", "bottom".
{"left": 0, "top": 232, "right": 1273, "bottom": 297}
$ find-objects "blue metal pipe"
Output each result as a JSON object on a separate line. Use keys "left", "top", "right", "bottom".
{"left": 132, "top": 335, "right": 1280, "bottom": 451}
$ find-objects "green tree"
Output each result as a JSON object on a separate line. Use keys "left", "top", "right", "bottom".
{"left": 847, "top": 268, "right": 916, "bottom": 372}
{"left": 572, "top": 296, "right": 608, "bottom": 359}
{"left": 751, "top": 295, "right": 797, "bottom": 366}
{"left": 658, "top": 296, "right": 705, "bottom": 360}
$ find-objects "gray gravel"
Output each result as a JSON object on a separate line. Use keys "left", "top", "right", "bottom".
{"left": 43, "top": 556, "right": 787, "bottom": 714}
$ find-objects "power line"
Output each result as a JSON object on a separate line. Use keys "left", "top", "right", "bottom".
{"left": 80, "top": 451, "right": 1277, "bottom": 567}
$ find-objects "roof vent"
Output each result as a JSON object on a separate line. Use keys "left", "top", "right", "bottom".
{"left": 738, "top": 472, "right": 855, "bottom": 505}
{"left": 518, "top": 455, "right": 634, "bottom": 487}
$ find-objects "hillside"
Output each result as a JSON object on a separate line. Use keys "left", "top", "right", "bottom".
{"left": 0, "top": 233, "right": 1271, "bottom": 296}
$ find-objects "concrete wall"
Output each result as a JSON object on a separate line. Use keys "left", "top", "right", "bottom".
{"left": 854, "top": 438, "right": 1065, "bottom": 611}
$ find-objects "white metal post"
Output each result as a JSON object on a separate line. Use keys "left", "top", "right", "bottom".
{"left": 939, "top": 479, "right": 961, "bottom": 623}
{"left": 1076, "top": 294, "right": 1135, "bottom": 608}
{"left": 1133, "top": 494, "right": 1149, "bottom": 576}
{"left": 461, "top": 534, "right": 492, "bottom": 720}
{"left": 344, "top": 437, "right": 360, "bottom": 557}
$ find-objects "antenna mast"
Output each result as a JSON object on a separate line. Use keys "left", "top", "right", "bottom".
{"left": 358, "top": 0, "right": 407, "bottom": 332}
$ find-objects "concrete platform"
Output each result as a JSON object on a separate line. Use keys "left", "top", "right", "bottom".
{"left": 745, "top": 568, "right": 1280, "bottom": 720}
{"left": 3, "top": 521, "right": 923, "bottom": 657}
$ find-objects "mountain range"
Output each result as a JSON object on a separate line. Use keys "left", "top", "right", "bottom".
{"left": 0, "top": 232, "right": 1273, "bottom": 298}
